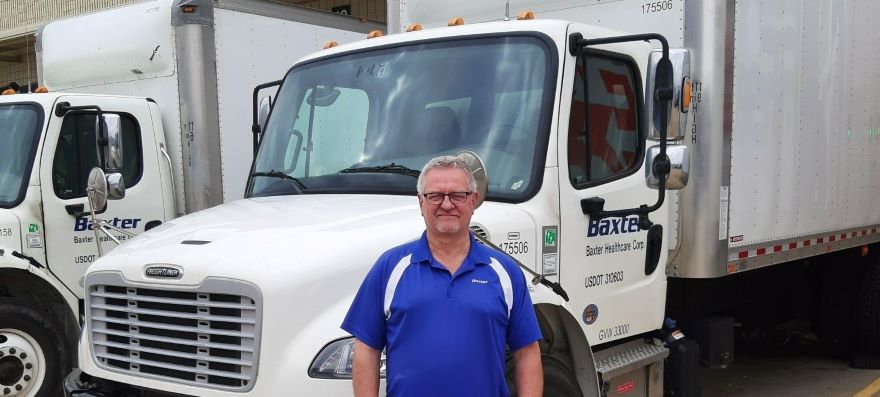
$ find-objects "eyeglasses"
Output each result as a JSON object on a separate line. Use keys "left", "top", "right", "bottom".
{"left": 422, "top": 192, "right": 472, "bottom": 204}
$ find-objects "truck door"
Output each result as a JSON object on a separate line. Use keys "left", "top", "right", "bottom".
{"left": 557, "top": 37, "right": 668, "bottom": 345}
{"left": 39, "top": 96, "right": 167, "bottom": 297}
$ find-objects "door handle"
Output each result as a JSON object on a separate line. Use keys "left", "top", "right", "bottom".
{"left": 65, "top": 204, "right": 85, "bottom": 217}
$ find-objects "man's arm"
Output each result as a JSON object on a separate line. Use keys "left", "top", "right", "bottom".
{"left": 352, "top": 339, "right": 381, "bottom": 397}
{"left": 513, "top": 341, "right": 543, "bottom": 397}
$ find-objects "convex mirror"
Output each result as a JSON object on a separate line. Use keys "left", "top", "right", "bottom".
{"left": 645, "top": 145, "right": 689, "bottom": 190}
{"left": 455, "top": 151, "right": 487, "bottom": 208}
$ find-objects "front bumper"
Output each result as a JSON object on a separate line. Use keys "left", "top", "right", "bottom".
{"left": 64, "top": 369, "right": 193, "bottom": 397}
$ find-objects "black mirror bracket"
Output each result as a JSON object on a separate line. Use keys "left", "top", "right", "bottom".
{"left": 54, "top": 102, "right": 103, "bottom": 118}
{"left": 652, "top": 154, "right": 671, "bottom": 176}
{"left": 571, "top": 32, "right": 674, "bottom": 230}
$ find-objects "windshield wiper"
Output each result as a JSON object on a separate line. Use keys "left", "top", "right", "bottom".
{"left": 338, "top": 163, "right": 421, "bottom": 178}
{"left": 251, "top": 170, "right": 306, "bottom": 191}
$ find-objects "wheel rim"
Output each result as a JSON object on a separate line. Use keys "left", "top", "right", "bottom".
{"left": 0, "top": 328, "right": 46, "bottom": 397}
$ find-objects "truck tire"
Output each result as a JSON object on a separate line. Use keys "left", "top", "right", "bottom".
{"left": 0, "top": 300, "right": 69, "bottom": 397}
{"left": 506, "top": 355, "right": 583, "bottom": 397}
{"left": 540, "top": 356, "right": 583, "bottom": 397}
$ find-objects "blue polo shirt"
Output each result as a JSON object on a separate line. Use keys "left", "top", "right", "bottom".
{"left": 341, "top": 231, "right": 542, "bottom": 397}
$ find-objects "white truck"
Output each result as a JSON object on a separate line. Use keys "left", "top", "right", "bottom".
{"left": 63, "top": 0, "right": 880, "bottom": 396}
{"left": 0, "top": 0, "right": 380, "bottom": 395}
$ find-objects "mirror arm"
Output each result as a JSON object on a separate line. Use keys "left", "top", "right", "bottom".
{"left": 571, "top": 32, "right": 674, "bottom": 231}
{"left": 471, "top": 231, "right": 569, "bottom": 302}
{"left": 251, "top": 80, "right": 283, "bottom": 158}
{"left": 54, "top": 102, "right": 102, "bottom": 117}
{"left": 86, "top": 184, "right": 105, "bottom": 257}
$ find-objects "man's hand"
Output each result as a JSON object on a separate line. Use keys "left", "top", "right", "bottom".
{"left": 352, "top": 339, "right": 381, "bottom": 397}
{"left": 513, "top": 341, "right": 543, "bottom": 397}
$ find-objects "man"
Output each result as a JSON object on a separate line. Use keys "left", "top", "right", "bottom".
{"left": 341, "top": 155, "right": 543, "bottom": 397}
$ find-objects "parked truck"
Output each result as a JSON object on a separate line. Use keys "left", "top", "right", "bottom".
{"left": 0, "top": 1, "right": 380, "bottom": 395}
{"left": 62, "top": 0, "right": 880, "bottom": 396}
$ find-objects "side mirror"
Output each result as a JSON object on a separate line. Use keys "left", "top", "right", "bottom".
{"left": 455, "top": 150, "right": 487, "bottom": 208}
{"left": 646, "top": 49, "right": 691, "bottom": 141}
{"left": 87, "top": 167, "right": 109, "bottom": 212}
{"left": 258, "top": 96, "right": 272, "bottom": 132}
{"left": 646, "top": 145, "right": 689, "bottom": 190}
{"left": 100, "top": 113, "right": 124, "bottom": 172}
{"left": 86, "top": 167, "right": 133, "bottom": 256}
{"left": 106, "top": 172, "right": 126, "bottom": 200}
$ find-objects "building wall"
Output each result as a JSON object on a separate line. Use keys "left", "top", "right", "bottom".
{"left": 0, "top": 50, "right": 36, "bottom": 90}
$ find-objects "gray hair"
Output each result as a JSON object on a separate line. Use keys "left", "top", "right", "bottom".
{"left": 417, "top": 155, "right": 478, "bottom": 194}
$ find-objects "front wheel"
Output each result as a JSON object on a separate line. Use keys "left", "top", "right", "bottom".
{"left": 507, "top": 355, "right": 583, "bottom": 397}
{"left": 0, "top": 300, "right": 69, "bottom": 397}
{"left": 540, "top": 356, "right": 583, "bottom": 397}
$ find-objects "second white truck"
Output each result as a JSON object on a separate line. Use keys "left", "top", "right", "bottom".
{"left": 0, "top": 1, "right": 380, "bottom": 395}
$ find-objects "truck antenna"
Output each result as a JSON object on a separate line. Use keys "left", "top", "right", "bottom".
{"left": 504, "top": 0, "right": 510, "bottom": 21}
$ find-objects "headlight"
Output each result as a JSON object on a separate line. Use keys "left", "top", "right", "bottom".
{"left": 309, "top": 337, "right": 386, "bottom": 379}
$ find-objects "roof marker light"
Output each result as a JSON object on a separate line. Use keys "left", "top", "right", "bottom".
{"left": 367, "top": 30, "right": 384, "bottom": 39}
{"left": 448, "top": 17, "right": 464, "bottom": 26}
{"left": 517, "top": 11, "right": 535, "bottom": 20}
{"left": 323, "top": 41, "right": 338, "bottom": 49}
{"left": 405, "top": 23, "right": 423, "bottom": 32}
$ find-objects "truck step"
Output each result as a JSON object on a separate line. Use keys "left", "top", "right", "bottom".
{"left": 595, "top": 339, "right": 669, "bottom": 384}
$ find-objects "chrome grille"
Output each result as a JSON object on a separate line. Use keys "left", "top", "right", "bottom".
{"left": 87, "top": 273, "right": 261, "bottom": 391}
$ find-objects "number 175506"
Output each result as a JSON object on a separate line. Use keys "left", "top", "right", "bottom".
{"left": 642, "top": 1, "right": 673, "bottom": 14}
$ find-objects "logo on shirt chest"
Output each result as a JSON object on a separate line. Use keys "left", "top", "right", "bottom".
{"left": 471, "top": 278, "right": 489, "bottom": 284}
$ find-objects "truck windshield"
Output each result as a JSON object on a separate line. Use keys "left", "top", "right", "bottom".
{"left": 248, "top": 35, "right": 555, "bottom": 202}
{"left": 0, "top": 104, "right": 42, "bottom": 208}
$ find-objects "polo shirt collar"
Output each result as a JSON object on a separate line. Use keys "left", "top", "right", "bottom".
{"left": 411, "top": 231, "right": 493, "bottom": 272}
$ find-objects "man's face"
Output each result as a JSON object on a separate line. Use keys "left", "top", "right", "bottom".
{"left": 419, "top": 167, "right": 477, "bottom": 235}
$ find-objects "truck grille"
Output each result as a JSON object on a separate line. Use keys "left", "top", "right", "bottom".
{"left": 86, "top": 273, "right": 261, "bottom": 392}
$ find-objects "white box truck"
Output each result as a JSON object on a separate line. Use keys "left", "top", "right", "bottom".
{"left": 64, "top": 0, "right": 880, "bottom": 396}
{"left": 0, "top": 0, "right": 380, "bottom": 395}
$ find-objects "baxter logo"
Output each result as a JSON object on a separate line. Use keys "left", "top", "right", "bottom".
{"left": 145, "top": 265, "right": 183, "bottom": 279}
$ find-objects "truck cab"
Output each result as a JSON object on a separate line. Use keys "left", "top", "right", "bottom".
{"left": 0, "top": 92, "right": 171, "bottom": 396}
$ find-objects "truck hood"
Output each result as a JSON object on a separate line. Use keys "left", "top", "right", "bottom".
{"left": 0, "top": 210, "right": 21, "bottom": 251}
{"left": 90, "top": 194, "right": 531, "bottom": 287}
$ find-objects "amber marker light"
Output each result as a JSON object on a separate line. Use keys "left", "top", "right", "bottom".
{"left": 405, "top": 24, "right": 423, "bottom": 32}
{"left": 681, "top": 77, "right": 692, "bottom": 112}
{"left": 367, "top": 30, "right": 384, "bottom": 39}
{"left": 323, "top": 41, "right": 338, "bottom": 49}
{"left": 448, "top": 17, "right": 464, "bottom": 26}
{"left": 181, "top": 5, "right": 197, "bottom": 13}
{"left": 517, "top": 11, "right": 535, "bottom": 20}
{"left": 861, "top": 245, "right": 870, "bottom": 257}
